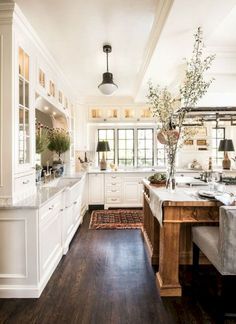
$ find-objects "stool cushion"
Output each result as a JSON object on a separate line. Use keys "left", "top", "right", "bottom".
{"left": 219, "top": 206, "right": 236, "bottom": 275}
{"left": 192, "top": 226, "right": 221, "bottom": 273}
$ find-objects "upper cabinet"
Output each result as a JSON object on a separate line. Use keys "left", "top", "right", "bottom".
{"left": 88, "top": 105, "right": 155, "bottom": 123}
{"left": 0, "top": 3, "right": 76, "bottom": 205}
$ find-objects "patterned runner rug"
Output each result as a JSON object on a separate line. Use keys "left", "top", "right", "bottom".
{"left": 89, "top": 209, "right": 143, "bottom": 230}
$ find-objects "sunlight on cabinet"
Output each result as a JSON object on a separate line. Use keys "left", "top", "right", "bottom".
{"left": 18, "top": 47, "right": 30, "bottom": 165}
{"left": 49, "top": 80, "right": 55, "bottom": 97}
{"left": 90, "top": 108, "right": 103, "bottom": 120}
{"left": 58, "top": 90, "right": 63, "bottom": 104}
{"left": 107, "top": 108, "right": 119, "bottom": 120}
{"left": 39, "top": 69, "right": 45, "bottom": 88}
{"left": 140, "top": 107, "right": 152, "bottom": 119}
{"left": 124, "top": 108, "right": 135, "bottom": 119}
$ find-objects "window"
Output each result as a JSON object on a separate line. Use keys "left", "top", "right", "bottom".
{"left": 211, "top": 127, "right": 225, "bottom": 166}
{"left": 118, "top": 129, "right": 134, "bottom": 166}
{"left": 137, "top": 129, "right": 154, "bottom": 166}
{"left": 98, "top": 129, "right": 115, "bottom": 164}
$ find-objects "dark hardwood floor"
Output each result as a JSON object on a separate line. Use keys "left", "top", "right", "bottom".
{"left": 0, "top": 212, "right": 236, "bottom": 324}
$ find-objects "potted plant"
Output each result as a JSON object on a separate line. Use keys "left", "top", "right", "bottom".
{"left": 47, "top": 128, "right": 70, "bottom": 176}
{"left": 147, "top": 27, "right": 215, "bottom": 191}
{"left": 36, "top": 128, "right": 49, "bottom": 154}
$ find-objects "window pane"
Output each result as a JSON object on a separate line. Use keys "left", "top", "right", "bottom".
{"left": 137, "top": 129, "right": 154, "bottom": 166}
{"left": 211, "top": 127, "right": 225, "bottom": 166}
{"left": 98, "top": 129, "right": 115, "bottom": 164}
{"left": 118, "top": 129, "right": 134, "bottom": 166}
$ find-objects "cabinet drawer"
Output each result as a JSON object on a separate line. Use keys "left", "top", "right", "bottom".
{"left": 106, "top": 197, "right": 122, "bottom": 204}
{"left": 180, "top": 207, "right": 219, "bottom": 222}
{"left": 39, "top": 195, "right": 62, "bottom": 225}
{"left": 105, "top": 183, "right": 122, "bottom": 190}
{"left": 105, "top": 174, "right": 122, "bottom": 184}
{"left": 106, "top": 189, "right": 122, "bottom": 198}
{"left": 14, "top": 172, "right": 35, "bottom": 193}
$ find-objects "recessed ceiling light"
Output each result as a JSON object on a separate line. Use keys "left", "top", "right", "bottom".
{"left": 44, "top": 106, "right": 49, "bottom": 111}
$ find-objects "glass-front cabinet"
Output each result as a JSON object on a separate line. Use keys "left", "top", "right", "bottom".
{"left": 18, "top": 47, "right": 30, "bottom": 165}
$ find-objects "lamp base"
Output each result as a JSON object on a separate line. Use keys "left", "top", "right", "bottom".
{"left": 222, "top": 152, "right": 231, "bottom": 170}
{"left": 100, "top": 158, "right": 107, "bottom": 171}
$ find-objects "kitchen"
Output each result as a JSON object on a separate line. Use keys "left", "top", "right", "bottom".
{"left": 0, "top": 0, "right": 236, "bottom": 323}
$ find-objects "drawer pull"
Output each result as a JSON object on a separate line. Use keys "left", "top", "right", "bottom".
{"left": 49, "top": 205, "right": 54, "bottom": 210}
{"left": 111, "top": 176, "right": 117, "bottom": 179}
{"left": 111, "top": 189, "right": 117, "bottom": 192}
{"left": 73, "top": 201, "right": 77, "bottom": 204}
{"left": 60, "top": 208, "right": 64, "bottom": 212}
{"left": 111, "top": 183, "right": 116, "bottom": 185}
{"left": 111, "top": 198, "right": 117, "bottom": 201}
{"left": 22, "top": 180, "right": 30, "bottom": 184}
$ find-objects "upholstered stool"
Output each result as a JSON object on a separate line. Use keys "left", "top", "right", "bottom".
{"left": 192, "top": 206, "right": 236, "bottom": 318}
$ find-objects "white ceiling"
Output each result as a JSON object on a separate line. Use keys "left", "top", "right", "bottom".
{"left": 16, "top": 0, "right": 158, "bottom": 97}
{"left": 15, "top": 0, "right": 236, "bottom": 104}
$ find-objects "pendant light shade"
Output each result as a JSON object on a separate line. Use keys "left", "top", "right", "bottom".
{"left": 98, "top": 45, "right": 118, "bottom": 95}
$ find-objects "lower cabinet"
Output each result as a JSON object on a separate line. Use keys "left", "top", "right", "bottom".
{"left": 88, "top": 173, "right": 104, "bottom": 204}
{"left": 0, "top": 176, "right": 87, "bottom": 298}
{"left": 89, "top": 172, "right": 152, "bottom": 208}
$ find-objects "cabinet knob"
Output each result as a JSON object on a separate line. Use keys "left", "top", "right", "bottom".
{"left": 22, "top": 180, "right": 30, "bottom": 184}
{"left": 49, "top": 205, "right": 54, "bottom": 210}
{"left": 73, "top": 201, "right": 77, "bottom": 204}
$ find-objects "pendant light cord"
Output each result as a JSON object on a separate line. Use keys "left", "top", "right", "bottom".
{"left": 106, "top": 51, "right": 109, "bottom": 72}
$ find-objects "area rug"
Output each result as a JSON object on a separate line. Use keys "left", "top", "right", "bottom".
{"left": 89, "top": 209, "right": 143, "bottom": 230}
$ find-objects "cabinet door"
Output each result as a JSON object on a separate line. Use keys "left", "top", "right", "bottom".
{"left": 123, "top": 177, "right": 141, "bottom": 205}
{"left": 88, "top": 174, "right": 104, "bottom": 204}
{"left": 17, "top": 46, "right": 34, "bottom": 172}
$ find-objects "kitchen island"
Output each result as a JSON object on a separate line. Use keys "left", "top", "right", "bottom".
{"left": 142, "top": 179, "right": 227, "bottom": 297}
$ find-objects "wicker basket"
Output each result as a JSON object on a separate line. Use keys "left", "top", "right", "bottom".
{"left": 150, "top": 181, "right": 166, "bottom": 187}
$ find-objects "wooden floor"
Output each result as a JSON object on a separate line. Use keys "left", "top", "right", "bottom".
{"left": 0, "top": 212, "right": 236, "bottom": 324}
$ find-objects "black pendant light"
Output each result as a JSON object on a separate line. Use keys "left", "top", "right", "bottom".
{"left": 98, "top": 44, "right": 118, "bottom": 95}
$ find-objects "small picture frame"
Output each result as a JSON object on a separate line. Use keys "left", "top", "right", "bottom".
{"left": 197, "top": 139, "right": 207, "bottom": 146}
{"left": 184, "top": 139, "right": 194, "bottom": 145}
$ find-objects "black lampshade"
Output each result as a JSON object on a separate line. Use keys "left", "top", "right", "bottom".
{"left": 218, "top": 139, "right": 235, "bottom": 152}
{"left": 96, "top": 141, "right": 110, "bottom": 152}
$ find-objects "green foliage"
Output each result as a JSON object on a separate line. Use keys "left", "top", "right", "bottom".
{"left": 48, "top": 128, "right": 70, "bottom": 159}
{"left": 147, "top": 27, "right": 215, "bottom": 171}
{"left": 36, "top": 130, "right": 49, "bottom": 154}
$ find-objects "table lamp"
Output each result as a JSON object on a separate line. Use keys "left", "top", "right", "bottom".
{"left": 96, "top": 141, "right": 110, "bottom": 170}
{"left": 218, "top": 139, "right": 235, "bottom": 170}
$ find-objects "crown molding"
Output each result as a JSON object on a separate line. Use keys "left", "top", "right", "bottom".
{"left": 0, "top": 2, "right": 15, "bottom": 25}
{"left": 133, "top": 0, "right": 174, "bottom": 99}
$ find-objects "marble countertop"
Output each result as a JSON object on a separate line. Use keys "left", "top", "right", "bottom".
{"left": 87, "top": 168, "right": 203, "bottom": 174}
{"left": 0, "top": 173, "right": 86, "bottom": 210}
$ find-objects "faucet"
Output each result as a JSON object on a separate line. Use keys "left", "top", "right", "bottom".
{"left": 43, "top": 169, "right": 56, "bottom": 183}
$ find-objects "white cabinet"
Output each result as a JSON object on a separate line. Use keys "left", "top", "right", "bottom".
{"left": 101, "top": 172, "right": 152, "bottom": 208}
{"left": 39, "top": 195, "right": 62, "bottom": 281}
{"left": 88, "top": 174, "right": 104, "bottom": 204}
{"left": 62, "top": 177, "right": 86, "bottom": 254}
{"left": 123, "top": 177, "right": 143, "bottom": 205}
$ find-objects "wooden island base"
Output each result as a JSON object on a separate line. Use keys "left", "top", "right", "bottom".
{"left": 142, "top": 183, "right": 221, "bottom": 297}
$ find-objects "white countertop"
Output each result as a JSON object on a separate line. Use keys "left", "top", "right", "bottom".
{"left": 0, "top": 172, "right": 86, "bottom": 210}
{"left": 87, "top": 168, "right": 202, "bottom": 174}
